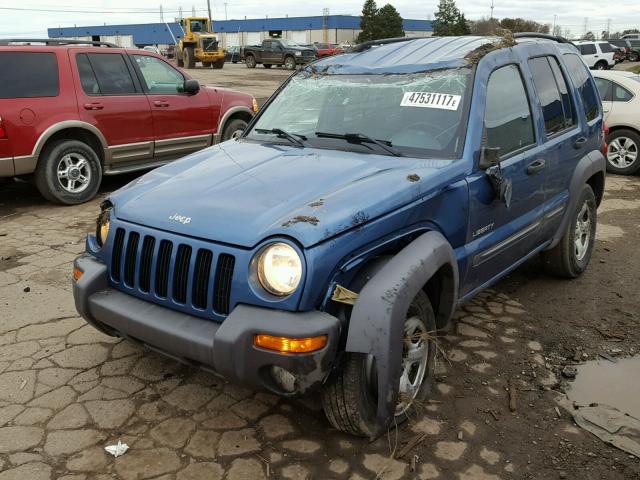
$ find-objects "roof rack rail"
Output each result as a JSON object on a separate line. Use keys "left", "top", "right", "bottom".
{"left": 0, "top": 38, "right": 119, "bottom": 48}
{"left": 513, "top": 32, "right": 573, "bottom": 45}
{"left": 351, "top": 36, "right": 429, "bottom": 53}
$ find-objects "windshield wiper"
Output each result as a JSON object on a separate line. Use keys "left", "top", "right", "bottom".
{"left": 315, "top": 132, "right": 403, "bottom": 157}
{"left": 254, "top": 128, "right": 307, "bottom": 147}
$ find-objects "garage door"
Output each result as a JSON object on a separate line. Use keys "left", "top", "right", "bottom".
{"left": 246, "top": 32, "right": 261, "bottom": 46}
{"left": 226, "top": 32, "right": 239, "bottom": 47}
{"left": 291, "top": 30, "right": 307, "bottom": 44}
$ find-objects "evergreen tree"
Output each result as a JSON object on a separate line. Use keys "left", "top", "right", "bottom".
{"left": 377, "top": 4, "right": 405, "bottom": 39}
{"left": 358, "top": 0, "right": 380, "bottom": 43}
{"left": 433, "top": 0, "right": 469, "bottom": 36}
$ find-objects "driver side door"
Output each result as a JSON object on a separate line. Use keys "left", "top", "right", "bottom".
{"left": 130, "top": 53, "right": 220, "bottom": 159}
{"left": 463, "top": 63, "right": 547, "bottom": 296}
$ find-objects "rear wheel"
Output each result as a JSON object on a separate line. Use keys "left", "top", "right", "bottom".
{"left": 213, "top": 60, "right": 224, "bottom": 69}
{"left": 541, "top": 184, "right": 597, "bottom": 278}
{"left": 594, "top": 60, "right": 608, "bottom": 70}
{"left": 34, "top": 139, "right": 102, "bottom": 205}
{"left": 321, "top": 290, "right": 436, "bottom": 437}
{"left": 177, "top": 56, "right": 184, "bottom": 67}
{"left": 184, "top": 47, "right": 196, "bottom": 68}
{"left": 630, "top": 51, "right": 639, "bottom": 62}
{"left": 202, "top": 61, "right": 212, "bottom": 68}
{"left": 606, "top": 129, "right": 640, "bottom": 175}
{"left": 284, "top": 55, "right": 296, "bottom": 70}
{"left": 245, "top": 54, "right": 256, "bottom": 68}
{"left": 221, "top": 118, "right": 248, "bottom": 142}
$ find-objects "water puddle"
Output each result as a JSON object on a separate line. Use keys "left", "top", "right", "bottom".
{"left": 566, "top": 356, "right": 640, "bottom": 419}
{"left": 560, "top": 355, "right": 640, "bottom": 458}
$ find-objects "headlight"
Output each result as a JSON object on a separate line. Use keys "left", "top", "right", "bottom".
{"left": 96, "top": 207, "right": 111, "bottom": 248}
{"left": 257, "top": 243, "right": 302, "bottom": 296}
{"left": 295, "top": 51, "right": 302, "bottom": 56}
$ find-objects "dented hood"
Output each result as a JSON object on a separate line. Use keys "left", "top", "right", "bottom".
{"left": 110, "top": 141, "right": 451, "bottom": 248}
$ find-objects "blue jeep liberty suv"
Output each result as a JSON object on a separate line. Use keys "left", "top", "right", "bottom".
{"left": 73, "top": 34, "right": 606, "bottom": 437}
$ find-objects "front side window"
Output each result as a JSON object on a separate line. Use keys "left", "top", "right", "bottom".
{"left": 86, "top": 53, "right": 136, "bottom": 95}
{"left": 563, "top": 54, "right": 599, "bottom": 122}
{"left": 246, "top": 68, "right": 472, "bottom": 159}
{"left": 133, "top": 55, "right": 185, "bottom": 94}
{"left": 484, "top": 65, "right": 535, "bottom": 157}
{"left": 0, "top": 52, "right": 59, "bottom": 99}
{"left": 528, "top": 56, "right": 574, "bottom": 136}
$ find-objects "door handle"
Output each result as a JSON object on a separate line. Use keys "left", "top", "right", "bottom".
{"left": 527, "top": 159, "right": 546, "bottom": 175}
{"left": 154, "top": 101, "right": 170, "bottom": 107}
{"left": 574, "top": 137, "right": 587, "bottom": 149}
{"left": 83, "top": 102, "right": 104, "bottom": 110}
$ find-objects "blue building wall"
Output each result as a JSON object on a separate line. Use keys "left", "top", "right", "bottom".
{"left": 48, "top": 15, "right": 432, "bottom": 45}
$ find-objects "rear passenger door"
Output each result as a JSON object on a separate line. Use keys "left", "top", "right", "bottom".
{"left": 526, "top": 55, "right": 584, "bottom": 240}
{"left": 464, "top": 63, "right": 547, "bottom": 295}
{"left": 72, "top": 51, "right": 154, "bottom": 166}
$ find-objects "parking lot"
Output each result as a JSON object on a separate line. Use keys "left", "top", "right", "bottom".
{"left": 1, "top": 61, "right": 640, "bottom": 480}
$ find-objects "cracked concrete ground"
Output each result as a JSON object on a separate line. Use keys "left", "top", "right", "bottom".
{"left": 1, "top": 170, "right": 640, "bottom": 479}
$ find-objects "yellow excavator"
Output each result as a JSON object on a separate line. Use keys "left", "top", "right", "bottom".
{"left": 176, "top": 17, "right": 225, "bottom": 69}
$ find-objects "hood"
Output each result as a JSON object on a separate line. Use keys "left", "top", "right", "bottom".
{"left": 110, "top": 141, "right": 452, "bottom": 248}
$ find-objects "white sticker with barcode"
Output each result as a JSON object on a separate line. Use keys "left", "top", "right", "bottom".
{"left": 400, "top": 92, "right": 462, "bottom": 110}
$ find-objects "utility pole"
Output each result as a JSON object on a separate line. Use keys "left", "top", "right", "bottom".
{"left": 490, "top": 0, "right": 494, "bottom": 20}
{"left": 206, "top": 0, "right": 212, "bottom": 26}
{"left": 224, "top": 3, "right": 228, "bottom": 20}
{"left": 583, "top": 17, "right": 588, "bottom": 37}
{"left": 192, "top": 5, "right": 196, "bottom": 16}
{"left": 553, "top": 14, "right": 557, "bottom": 35}
{"left": 606, "top": 18, "right": 611, "bottom": 38}
{"left": 160, "top": 4, "right": 164, "bottom": 22}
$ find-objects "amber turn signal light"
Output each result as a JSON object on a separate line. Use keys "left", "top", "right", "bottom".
{"left": 73, "top": 267, "right": 83, "bottom": 282}
{"left": 253, "top": 334, "right": 327, "bottom": 353}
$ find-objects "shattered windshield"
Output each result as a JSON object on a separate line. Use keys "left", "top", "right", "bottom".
{"left": 246, "top": 68, "right": 472, "bottom": 158}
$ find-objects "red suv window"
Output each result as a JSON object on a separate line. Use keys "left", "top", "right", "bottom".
{"left": 0, "top": 51, "right": 59, "bottom": 98}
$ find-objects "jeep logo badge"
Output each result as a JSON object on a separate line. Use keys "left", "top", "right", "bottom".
{"left": 169, "top": 214, "right": 192, "bottom": 225}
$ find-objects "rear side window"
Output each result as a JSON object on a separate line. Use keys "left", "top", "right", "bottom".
{"left": 594, "top": 77, "right": 612, "bottom": 101}
{"left": 484, "top": 64, "right": 536, "bottom": 157}
{"left": 579, "top": 44, "right": 596, "bottom": 55}
{"left": 0, "top": 52, "right": 59, "bottom": 99}
{"left": 528, "top": 56, "right": 574, "bottom": 136}
{"left": 563, "top": 54, "right": 599, "bottom": 122}
{"left": 612, "top": 82, "right": 633, "bottom": 102}
{"left": 598, "top": 43, "right": 613, "bottom": 53}
{"left": 76, "top": 54, "right": 100, "bottom": 95}
{"left": 86, "top": 53, "right": 136, "bottom": 95}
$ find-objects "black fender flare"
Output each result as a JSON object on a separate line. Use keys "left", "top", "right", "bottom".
{"left": 548, "top": 150, "right": 606, "bottom": 249}
{"left": 344, "top": 230, "right": 459, "bottom": 435}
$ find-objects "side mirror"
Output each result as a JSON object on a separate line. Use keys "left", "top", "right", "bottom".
{"left": 183, "top": 79, "right": 200, "bottom": 95}
{"left": 479, "top": 146, "right": 501, "bottom": 170}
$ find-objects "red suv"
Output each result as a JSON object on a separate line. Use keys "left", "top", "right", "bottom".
{"left": 0, "top": 39, "right": 257, "bottom": 204}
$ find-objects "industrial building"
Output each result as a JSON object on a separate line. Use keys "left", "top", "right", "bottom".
{"left": 48, "top": 15, "right": 433, "bottom": 49}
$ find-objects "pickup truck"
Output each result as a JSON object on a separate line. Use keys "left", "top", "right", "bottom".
{"left": 242, "top": 39, "right": 317, "bottom": 70}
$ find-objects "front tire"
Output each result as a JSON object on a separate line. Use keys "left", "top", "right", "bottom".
{"left": 321, "top": 290, "right": 436, "bottom": 437}
{"left": 221, "top": 118, "right": 248, "bottom": 142}
{"left": 606, "top": 129, "right": 640, "bottom": 175}
{"left": 284, "top": 55, "right": 296, "bottom": 70}
{"left": 34, "top": 139, "right": 102, "bottom": 205}
{"left": 541, "top": 184, "right": 597, "bottom": 278}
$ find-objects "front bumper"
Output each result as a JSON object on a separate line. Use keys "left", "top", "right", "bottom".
{"left": 73, "top": 254, "right": 340, "bottom": 395}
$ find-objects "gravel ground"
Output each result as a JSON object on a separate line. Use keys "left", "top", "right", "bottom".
{"left": 0, "top": 64, "right": 639, "bottom": 480}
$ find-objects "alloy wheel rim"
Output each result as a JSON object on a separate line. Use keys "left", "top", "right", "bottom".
{"left": 607, "top": 137, "right": 638, "bottom": 168}
{"left": 395, "top": 315, "right": 430, "bottom": 416}
{"left": 574, "top": 202, "right": 592, "bottom": 261}
{"left": 57, "top": 153, "right": 91, "bottom": 194}
{"left": 231, "top": 129, "right": 244, "bottom": 140}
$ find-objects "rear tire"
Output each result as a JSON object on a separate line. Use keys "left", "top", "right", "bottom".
{"left": 34, "top": 139, "right": 102, "bottom": 205}
{"left": 202, "top": 61, "right": 212, "bottom": 68}
{"left": 321, "top": 290, "right": 436, "bottom": 437}
{"left": 184, "top": 47, "right": 196, "bottom": 68}
{"left": 594, "top": 60, "right": 608, "bottom": 70}
{"left": 630, "top": 51, "right": 639, "bottom": 62}
{"left": 245, "top": 54, "right": 256, "bottom": 68}
{"left": 541, "top": 184, "right": 597, "bottom": 278}
{"left": 177, "top": 56, "right": 184, "bottom": 67}
{"left": 605, "top": 129, "right": 640, "bottom": 175}
{"left": 221, "top": 118, "right": 248, "bottom": 141}
{"left": 213, "top": 60, "right": 224, "bottom": 69}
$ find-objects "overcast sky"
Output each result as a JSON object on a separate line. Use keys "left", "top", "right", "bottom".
{"left": 1, "top": 1, "right": 639, "bottom": 38}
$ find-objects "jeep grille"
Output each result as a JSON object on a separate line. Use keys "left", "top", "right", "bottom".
{"left": 110, "top": 227, "right": 235, "bottom": 315}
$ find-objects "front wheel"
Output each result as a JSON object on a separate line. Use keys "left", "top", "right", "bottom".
{"left": 284, "top": 56, "right": 296, "bottom": 70}
{"left": 34, "top": 139, "right": 102, "bottom": 205}
{"left": 606, "top": 129, "right": 640, "bottom": 175}
{"left": 184, "top": 47, "right": 196, "bottom": 68}
{"left": 541, "top": 184, "right": 597, "bottom": 278}
{"left": 213, "top": 60, "right": 224, "bottom": 69}
{"left": 321, "top": 290, "right": 436, "bottom": 437}
{"left": 245, "top": 55, "right": 256, "bottom": 68}
{"left": 221, "top": 118, "right": 248, "bottom": 142}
